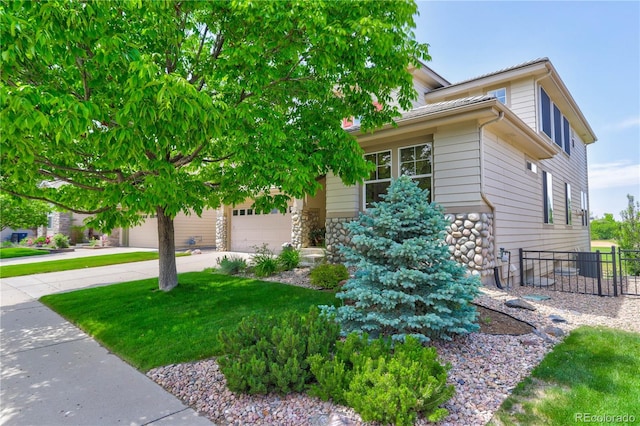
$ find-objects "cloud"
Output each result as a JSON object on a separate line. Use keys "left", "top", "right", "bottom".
{"left": 604, "top": 116, "right": 640, "bottom": 131}
{"left": 589, "top": 161, "right": 640, "bottom": 189}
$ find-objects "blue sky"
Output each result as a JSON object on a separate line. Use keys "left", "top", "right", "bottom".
{"left": 413, "top": 1, "right": 640, "bottom": 220}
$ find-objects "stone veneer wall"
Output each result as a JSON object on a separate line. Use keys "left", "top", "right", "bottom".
{"left": 444, "top": 213, "right": 494, "bottom": 278}
{"left": 325, "top": 217, "right": 356, "bottom": 263}
{"left": 215, "top": 214, "right": 227, "bottom": 251}
{"left": 325, "top": 212, "right": 495, "bottom": 278}
{"left": 39, "top": 212, "right": 72, "bottom": 238}
{"left": 292, "top": 208, "right": 319, "bottom": 248}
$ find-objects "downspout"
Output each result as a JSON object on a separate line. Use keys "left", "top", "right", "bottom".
{"left": 478, "top": 110, "right": 504, "bottom": 285}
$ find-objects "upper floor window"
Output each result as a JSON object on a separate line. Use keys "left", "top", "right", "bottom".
{"left": 539, "top": 87, "right": 571, "bottom": 155}
{"left": 400, "top": 143, "right": 433, "bottom": 202}
{"left": 487, "top": 87, "right": 507, "bottom": 105}
{"left": 364, "top": 150, "right": 391, "bottom": 208}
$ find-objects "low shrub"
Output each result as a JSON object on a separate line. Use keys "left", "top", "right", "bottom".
{"left": 310, "top": 263, "right": 349, "bottom": 289}
{"left": 278, "top": 246, "right": 300, "bottom": 271}
{"left": 217, "top": 306, "right": 340, "bottom": 395}
{"left": 251, "top": 244, "right": 279, "bottom": 277}
{"left": 216, "top": 255, "right": 248, "bottom": 275}
{"left": 52, "top": 233, "right": 70, "bottom": 249}
{"left": 309, "top": 334, "right": 454, "bottom": 425}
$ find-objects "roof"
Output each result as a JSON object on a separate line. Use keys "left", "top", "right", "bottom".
{"left": 345, "top": 95, "right": 496, "bottom": 132}
{"left": 429, "top": 58, "right": 550, "bottom": 93}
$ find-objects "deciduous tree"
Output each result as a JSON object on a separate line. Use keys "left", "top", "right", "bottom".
{"left": 1, "top": 0, "right": 429, "bottom": 290}
{"left": 0, "top": 193, "right": 50, "bottom": 232}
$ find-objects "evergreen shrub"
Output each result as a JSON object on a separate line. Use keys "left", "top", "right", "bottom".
{"left": 309, "top": 263, "right": 349, "bottom": 289}
{"left": 217, "top": 307, "right": 340, "bottom": 395}
{"left": 309, "top": 333, "right": 453, "bottom": 425}
{"left": 323, "top": 176, "right": 480, "bottom": 342}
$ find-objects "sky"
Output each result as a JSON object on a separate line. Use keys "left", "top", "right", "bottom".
{"left": 413, "top": 1, "right": 640, "bottom": 220}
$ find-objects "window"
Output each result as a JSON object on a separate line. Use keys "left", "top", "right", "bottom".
{"left": 364, "top": 150, "right": 391, "bottom": 208}
{"left": 399, "top": 143, "right": 433, "bottom": 202}
{"left": 565, "top": 183, "right": 572, "bottom": 225}
{"left": 526, "top": 160, "right": 538, "bottom": 174}
{"left": 543, "top": 171, "right": 553, "bottom": 224}
{"left": 47, "top": 214, "right": 53, "bottom": 229}
{"left": 581, "top": 191, "right": 589, "bottom": 226}
{"left": 487, "top": 87, "right": 507, "bottom": 104}
{"left": 539, "top": 87, "right": 571, "bottom": 155}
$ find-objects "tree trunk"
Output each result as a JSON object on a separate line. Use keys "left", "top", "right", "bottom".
{"left": 156, "top": 206, "right": 178, "bottom": 291}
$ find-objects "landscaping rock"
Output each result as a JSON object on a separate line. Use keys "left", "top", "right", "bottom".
{"left": 549, "top": 314, "right": 568, "bottom": 323}
{"left": 505, "top": 299, "right": 537, "bottom": 311}
{"left": 544, "top": 326, "right": 566, "bottom": 338}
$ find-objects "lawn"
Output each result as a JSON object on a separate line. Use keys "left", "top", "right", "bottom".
{"left": 0, "top": 251, "right": 166, "bottom": 278}
{"left": 0, "top": 247, "right": 49, "bottom": 259}
{"left": 490, "top": 326, "right": 640, "bottom": 425}
{"left": 40, "top": 272, "right": 339, "bottom": 372}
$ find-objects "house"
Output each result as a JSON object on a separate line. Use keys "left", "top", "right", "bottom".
{"left": 212, "top": 57, "right": 596, "bottom": 286}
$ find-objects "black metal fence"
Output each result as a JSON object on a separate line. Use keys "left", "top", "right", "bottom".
{"left": 519, "top": 247, "right": 640, "bottom": 297}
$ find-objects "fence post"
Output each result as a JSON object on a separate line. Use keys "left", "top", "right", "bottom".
{"left": 519, "top": 248, "right": 524, "bottom": 286}
{"left": 596, "top": 250, "right": 603, "bottom": 296}
{"left": 611, "top": 246, "right": 618, "bottom": 297}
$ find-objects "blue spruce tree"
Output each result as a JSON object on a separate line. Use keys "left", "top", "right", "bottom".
{"left": 333, "top": 176, "right": 480, "bottom": 342}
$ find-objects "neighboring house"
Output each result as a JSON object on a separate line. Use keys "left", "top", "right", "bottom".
{"left": 215, "top": 57, "right": 597, "bottom": 287}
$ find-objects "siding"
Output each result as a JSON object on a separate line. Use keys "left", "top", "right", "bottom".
{"left": 483, "top": 128, "right": 590, "bottom": 283}
{"left": 510, "top": 77, "right": 537, "bottom": 130}
{"left": 433, "top": 123, "right": 483, "bottom": 208}
{"left": 326, "top": 172, "right": 359, "bottom": 215}
{"left": 128, "top": 208, "right": 217, "bottom": 249}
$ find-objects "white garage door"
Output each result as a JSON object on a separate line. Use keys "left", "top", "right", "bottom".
{"left": 230, "top": 207, "right": 291, "bottom": 253}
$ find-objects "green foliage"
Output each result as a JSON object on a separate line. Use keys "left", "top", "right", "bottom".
{"left": 250, "top": 244, "right": 280, "bottom": 277}
{"left": 309, "top": 334, "right": 453, "bottom": 425}
{"left": 309, "top": 227, "right": 326, "bottom": 247}
{"left": 216, "top": 255, "right": 248, "bottom": 275}
{"left": 589, "top": 213, "right": 620, "bottom": 240}
{"left": 41, "top": 273, "right": 339, "bottom": 371}
{"left": 310, "top": 263, "right": 349, "bottom": 289}
{"left": 327, "top": 176, "right": 480, "bottom": 343}
{"left": 217, "top": 307, "right": 341, "bottom": 395}
{"left": 277, "top": 246, "right": 300, "bottom": 271}
{"left": 617, "top": 195, "right": 640, "bottom": 275}
{"left": 52, "top": 233, "right": 70, "bottom": 248}
{"left": 0, "top": 193, "right": 50, "bottom": 231}
{"left": 1, "top": 0, "right": 429, "bottom": 290}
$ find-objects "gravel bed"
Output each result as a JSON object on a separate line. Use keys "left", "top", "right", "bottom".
{"left": 147, "top": 268, "right": 639, "bottom": 425}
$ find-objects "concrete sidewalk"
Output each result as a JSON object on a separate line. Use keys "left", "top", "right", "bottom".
{"left": 0, "top": 249, "right": 245, "bottom": 425}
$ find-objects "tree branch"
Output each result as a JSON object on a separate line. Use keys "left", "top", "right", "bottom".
{"left": 2, "top": 188, "right": 111, "bottom": 215}
{"left": 38, "top": 169, "right": 105, "bottom": 191}
{"left": 34, "top": 157, "right": 122, "bottom": 183}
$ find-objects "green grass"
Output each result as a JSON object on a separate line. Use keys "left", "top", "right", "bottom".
{"left": 490, "top": 326, "right": 640, "bottom": 425}
{"left": 0, "top": 247, "right": 49, "bottom": 259}
{"left": 0, "top": 252, "right": 166, "bottom": 277}
{"left": 40, "top": 272, "right": 339, "bottom": 371}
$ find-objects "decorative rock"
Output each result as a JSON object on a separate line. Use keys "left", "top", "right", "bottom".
{"left": 505, "top": 299, "right": 537, "bottom": 311}
{"left": 465, "top": 241, "right": 476, "bottom": 249}
{"left": 474, "top": 254, "right": 483, "bottom": 265}
{"left": 549, "top": 315, "right": 568, "bottom": 323}
{"left": 468, "top": 213, "right": 480, "bottom": 221}
{"left": 544, "top": 326, "right": 566, "bottom": 337}
{"left": 452, "top": 231, "right": 463, "bottom": 238}
{"left": 464, "top": 220, "right": 474, "bottom": 229}
{"left": 462, "top": 229, "right": 472, "bottom": 237}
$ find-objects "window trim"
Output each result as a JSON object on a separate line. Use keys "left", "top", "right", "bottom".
{"left": 539, "top": 86, "right": 571, "bottom": 156}
{"left": 543, "top": 171, "right": 554, "bottom": 224}
{"left": 362, "top": 149, "right": 392, "bottom": 209}
{"left": 487, "top": 87, "right": 507, "bottom": 105}
{"left": 398, "top": 142, "right": 433, "bottom": 203}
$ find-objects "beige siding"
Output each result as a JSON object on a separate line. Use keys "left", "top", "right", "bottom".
{"left": 326, "top": 173, "right": 359, "bottom": 216}
{"left": 433, "top": 123, "right": 483, "bottom": 209}
{"left": 483, "top": 129, "right": 590, "bottom": 283}
{"left": 510, "top": 77, "right": 537, "bottom": 130}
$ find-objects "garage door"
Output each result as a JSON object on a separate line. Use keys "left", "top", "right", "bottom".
{"left": 230, "top": 207, "right": 292, "bottom": 253}
{"left": 128, "top": 215, "right": 158, "bottom": 248}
